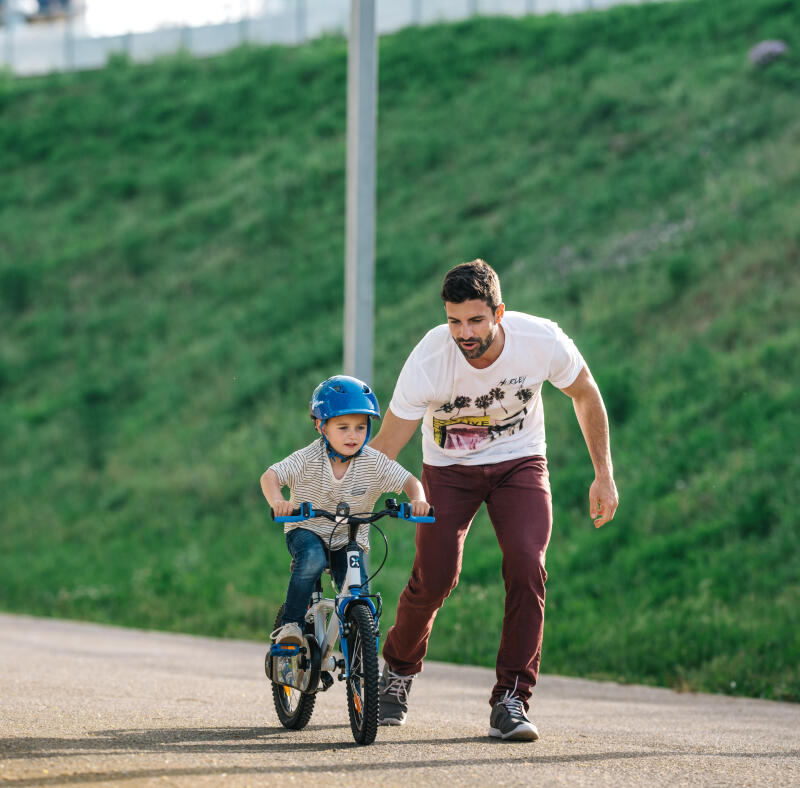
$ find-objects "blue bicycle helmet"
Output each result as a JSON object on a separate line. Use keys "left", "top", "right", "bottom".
{"left": 310, "top": 375, "right": 381, "bottom": 460}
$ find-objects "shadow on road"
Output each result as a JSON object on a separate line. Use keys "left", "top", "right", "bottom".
{"left": 1, "top": 725, "right": 351, "bottom": 759}
{"left": 2, "top": 725, "right": 800, "bottom": 786}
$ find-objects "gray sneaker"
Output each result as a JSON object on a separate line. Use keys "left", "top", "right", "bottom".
{"left": 489, "top": 688, "right": 539, "bottom": 741}
{"left": 378, "top": 666, "right": 415, "bottom": 726}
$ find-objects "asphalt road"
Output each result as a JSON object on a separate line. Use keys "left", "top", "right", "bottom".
{"left": 1, "top": 613, "right": 798, "bottom": 787}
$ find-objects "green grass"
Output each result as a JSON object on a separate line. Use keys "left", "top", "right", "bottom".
{"left": 1, "top": 0, "right": 799, "bottom": 701}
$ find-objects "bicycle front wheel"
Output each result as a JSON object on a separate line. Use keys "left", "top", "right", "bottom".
{"left": 344, "top": 603, "right": 379, "bottom": 745}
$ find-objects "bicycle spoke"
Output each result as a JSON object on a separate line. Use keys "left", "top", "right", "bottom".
{"left": 350, "top": 641, "right": 362, "bottom": 678}
{"left": 348, "top": 627, "right": 366, "bottom": 726}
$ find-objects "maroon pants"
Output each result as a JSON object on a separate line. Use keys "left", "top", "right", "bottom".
{"left": 382, "top": 455, "right": 552, "bottom": 708}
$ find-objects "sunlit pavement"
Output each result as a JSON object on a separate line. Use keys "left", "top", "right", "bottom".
{"left": 1, "top": 613, "right": 799, "bottom": 787}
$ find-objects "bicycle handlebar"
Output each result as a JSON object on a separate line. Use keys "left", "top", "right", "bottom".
{"left": 271, "top": 498, "right": 435, "bottom": 524}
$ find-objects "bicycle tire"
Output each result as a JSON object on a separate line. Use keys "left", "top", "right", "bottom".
{"left": 270, "top": 605, "right": 316, "bottom": 730}
{"left": 344, "top": 603, "right": 379, "bottom": 745}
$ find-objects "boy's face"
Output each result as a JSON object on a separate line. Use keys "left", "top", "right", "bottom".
{"left": 318, "top": 413, "right": 370, "bottom": 457}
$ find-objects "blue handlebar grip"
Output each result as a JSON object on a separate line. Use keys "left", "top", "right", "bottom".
{"left": 398, "top": 502, "right": 435, "bottom": 523}
{"left": 273, "top": 502, "right": 315, "bottom": 522}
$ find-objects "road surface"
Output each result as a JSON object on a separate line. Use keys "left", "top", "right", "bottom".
{"left": 1, "top": 613, "right": 798, "bottom": 786}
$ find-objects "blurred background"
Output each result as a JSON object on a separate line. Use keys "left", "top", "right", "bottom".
{"left": 1, "top": 0, "right": 798, "bottom": 702}
{"left": 4, "top": 0, "right": 660, "bottom": 76}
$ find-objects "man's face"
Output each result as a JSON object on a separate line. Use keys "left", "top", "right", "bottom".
{"left": 318, "top": 413, "right": 369, "bottom": 457}
{"left": 444, "top": 299, "right": 505, "bottom": 360}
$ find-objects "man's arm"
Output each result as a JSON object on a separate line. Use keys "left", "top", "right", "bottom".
{"left": 370, "top": 407, "right": 421, "bottom": 460}
{"left": 560, "top": 366, "right": 619, "bottom": 528}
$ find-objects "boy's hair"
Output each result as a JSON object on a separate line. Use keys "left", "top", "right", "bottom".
{"left": 441, "top": 259, "right": 502, "bottom": 311}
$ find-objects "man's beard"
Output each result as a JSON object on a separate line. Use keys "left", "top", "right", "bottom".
{"left": 455, "top": 327, "right": 496, "bottom": 359}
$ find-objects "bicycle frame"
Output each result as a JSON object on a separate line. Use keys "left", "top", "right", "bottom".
{"left": 269, "top": 500, "right": 432, "bottom": 687}
{"left": 305, "top": 570, "right": 376, "bottom": 681}
{"left": 267, "top": 498, "right": 435, "bottom": 744}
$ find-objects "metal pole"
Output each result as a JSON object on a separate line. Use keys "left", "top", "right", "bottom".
{"left": 343, "top": 0, "right": 377, "bottom": 384}
{"left": 295, "top": 0, "right": 306, "bottom": 43}
{"left": 239, "top": 0, "right": 249, "bottom": 44}
{"left": 64, "top": 10, "right": 74, "bottom": 71}
{"left": 3, "top": 0, "right": 14, "bottom": 72}
{"left": 412, "top": 0, "right": 422, "bottom": 25}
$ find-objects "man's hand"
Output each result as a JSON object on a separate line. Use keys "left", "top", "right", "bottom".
{"left": 409, "top": 499, "right": 430, "bottom": 517}
{"left": 561, "top": 367, "right": 618, "bottom": 529}
{"left": 271, "top": 500, "right": 296, "bottom": 518}
{"left": 589, "top": 476, "right": 618, "bottom": 528}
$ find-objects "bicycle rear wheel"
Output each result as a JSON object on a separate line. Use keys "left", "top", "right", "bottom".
{"left": 269, "top": 605, "right": 316, "bottom": 730}
{"left": 344, "top": 603, "right": 379, "bottom": 745}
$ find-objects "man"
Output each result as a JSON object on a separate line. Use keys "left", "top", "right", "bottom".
{"left": 370, "top": 259, "right": 618, "bottom": 741}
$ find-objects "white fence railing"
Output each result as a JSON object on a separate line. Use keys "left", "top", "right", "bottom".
{"left": 2, "top": 0, "right": 663, "bottom": 77}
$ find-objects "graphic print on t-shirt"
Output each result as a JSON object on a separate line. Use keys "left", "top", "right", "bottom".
{"left": 433, "top": 379, "right": 535, "bottom": 451}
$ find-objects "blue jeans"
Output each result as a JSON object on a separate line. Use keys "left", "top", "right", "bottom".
{"left": 282, "top": 528, "right": 370, "bottom": 626}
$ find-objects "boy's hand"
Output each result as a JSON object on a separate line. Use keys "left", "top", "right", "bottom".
{"left": 271, "top": 500, "right": 296, "bottom": 518}
{"left": 409, "top": 499, "right": 430, "bottom": 517}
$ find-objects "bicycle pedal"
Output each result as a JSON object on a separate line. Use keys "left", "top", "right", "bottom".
{"left": 270, "top": 643, "right": 301, "bottom": 656}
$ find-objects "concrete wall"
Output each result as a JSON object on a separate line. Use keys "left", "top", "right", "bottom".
{"left": 1, "top": 0, "right": 658, "bottom": 76}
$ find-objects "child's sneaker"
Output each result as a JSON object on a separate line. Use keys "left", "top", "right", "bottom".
{"left": 378, "top": 665, "right": 415, "bottom": 725}
{"left": 270, "top": 622, "right": 304, "bottom": 646}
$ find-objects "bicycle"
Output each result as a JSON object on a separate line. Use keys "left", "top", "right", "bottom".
{"left": 265, "top": 498, "right": 435, "bottom": 745}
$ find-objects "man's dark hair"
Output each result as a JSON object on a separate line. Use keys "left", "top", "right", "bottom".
{"left": 441, "top": 259, "right": 502, "bottom": 311}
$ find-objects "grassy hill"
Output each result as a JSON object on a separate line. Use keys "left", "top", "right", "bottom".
{"left": 1, "top": 0, "right": 798, "bottom": 701}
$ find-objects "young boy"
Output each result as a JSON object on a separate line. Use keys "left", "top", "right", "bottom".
{"left": 260, "top": 375, "right": 428, "bottom": 646}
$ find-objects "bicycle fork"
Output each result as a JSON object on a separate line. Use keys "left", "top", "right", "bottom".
{"left": 337, "top": 539, "right": 379, "bottom": 678}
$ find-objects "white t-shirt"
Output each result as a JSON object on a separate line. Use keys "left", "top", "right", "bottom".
{"left": 389, "top": 311, "right": 585, "bottom": 466}
{"left": 269, "top": 440, "right": 411, "bottom": 551}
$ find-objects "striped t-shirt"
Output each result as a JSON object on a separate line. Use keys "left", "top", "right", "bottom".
{"left": 268, "top": 439, "right": 411, "bottom": 552}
